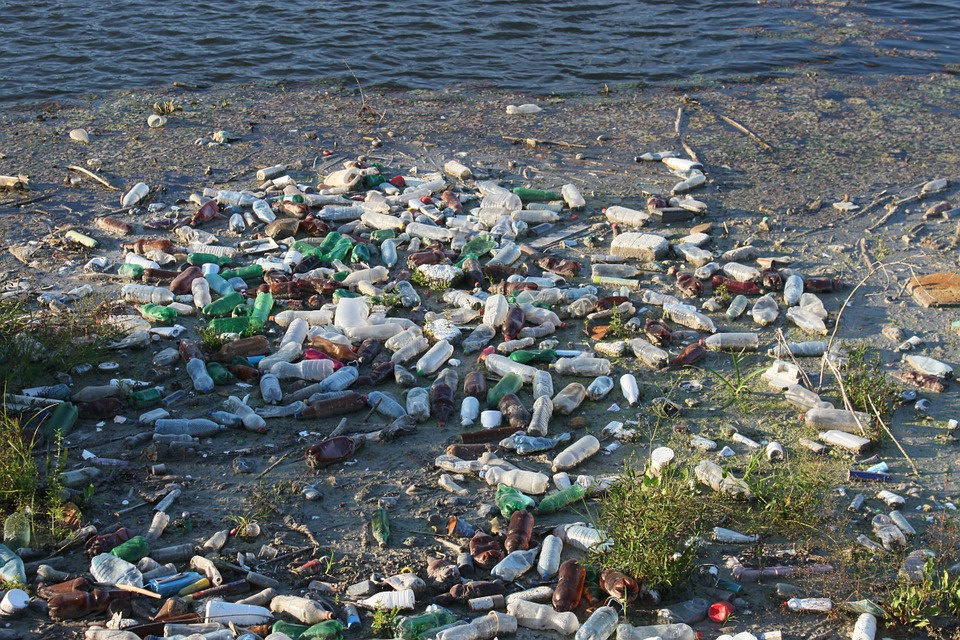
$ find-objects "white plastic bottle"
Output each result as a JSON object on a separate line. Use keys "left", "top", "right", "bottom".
{"left": 279, "top": 318, "right": 308, "bottom": 347}
{"left": 461, "top": 396, "right": 480, "bottom": 427}
{"left": 359, "top": 589, "right": 416, "bottom": 610}
{"left": 783, "top": 384, "right": 823, "bottom": 410}
{"left": 482, "top": 467, "right": 549, "bottom": 494}
{"left": 260, "top": 373, "right": 283, "bottom": 404}
{"left": 269, "top": 595, "right": 332, "bottom": 625}
{"left": 121, "top": 284, "right": 174, "bottom": 305}
{"left": 704, "top": 333, "right": 759, "bottom": 351}
{"left": 752, "top": 294, "right": 779, "bottom": 326}
{"left": 904, "top": 354, "right": 953, "bottom": 379}
{"left": 783, "top": 274, "right": 804, "bottom": 306}
{"left": 527, "top": 396, "right": 553, "bottom": 436}
{"left": 819, "top": 430, "right": 871, "bottom": 453}
{"left": 191, "top": 277, "right": 212, "bottom": 309}
{"left": 620, "top": 374, "right": 639, "bottom": 406}
{"left": 381, "top": 239, "right": 398, "bottom": 268}
{"left": 483, "top": 294, "right": 510, "bottom": 327}
{"left": 271, "top": 359, "right": 335, "bottom": 381}
{"left": 804, "top": 407, "right": 869, "bottom": 433}
{"left": 392, "top": 336, "right": 430, "bottom": 364}
{"left": 204, "top": 600, "right": 273, "bottom": 625}
{"left": 663, "top": 303, "right": 715, "bottom": 333}
{"left": 537, "top": 534, "right": 563, "bottom": 580}
{"left": 154, "top": 418, "right": 223, "bottom": 437}
{"left": 786, "top": 597, "right": 832, "bottom": 612}
{"left": 554, "top": 357, "right": 612, "bottom": 377}
{"left": 552, "top": 435, "right": 601, "bottom": 472}
{"left": 507, "top": 599, "right": 579, "bottom": 635}
{"left": 318, "top": 366, "right": 359, "bottom": 392}
{"left": 186, "top": 358, "right": 214, "bottom": 393}
{"left": 852, "top": 613, "right": 877, "bottom": 640}
{"left": 417, "top": 339, "right": 454, "bottom": 376}
{"left": 721, "top": 262, "right": 761, "bottom": 282}
{"left": 615, "top": 623, "right": 695, "bottom": 640}
{"left": 259, "top": 341, "right": 303, "bottom": 370}
{"left": 786, "top": 307, "right": 828, "bottom": 335}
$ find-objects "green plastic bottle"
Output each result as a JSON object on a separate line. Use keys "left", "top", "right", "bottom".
{"left": 138, "top": 303, "right": 177, "bottom": 324}
{"left": 332, "top": 289, "right": 360, "bottom": 302}
{"left": 130, "top": 387, "right": 163, "bottom": 408}
{"left": 496, "top": 484, "right": 536, "bottom": 517}
{"left": 272, "top": 620, "right": 310, "bottom": 640}
{"left": 535, "top": 484, "right": 586, "bottom": 514}
{"left": 290, "top": 240, "right": 322, "bottom": 257}
{"left": 302, "top": 620, "right": 345, "bottom": 640}
{"left": 42, "top": 401, "right": 78, "bottom": 440}
{"left": 371, "top": 508, "right": 390, "bottom": 548}
{"left": 331, "top": 270, "right": 349, "bottom": 283}
{"left": 187, "top": 252, "right": 233, "bottom": 267}
{"left": 250, "top": 292, "right": 273, "bottom": 330}
{"left": 221, "top": 264, "right": 264, "bottom": 280}
{"left": 394, "top": 607, "right": 457, "bottom": 640}
{"left": 317, "top": 232, "right": 342, "bottom": 256}
{"left": 206, "top": 362, "right": 234, "bottom": 385}
{"left": 509, "top": 349, "right": 558, "bottom": 364}
{"left": 350, "top": 242, "right": 371, "bottom": 263}
{"left": 460, "top": 234, "right": 498, "bottom": 258}
{"left": 202, "top": 292, "right": 245, "bottom": 317}
{"left": 109, "top": 536, "right": 150, "bottom": 563}
{"left": 207, "top": 316, "right": 253, "bottom": 335}
{"left": 513, "top": 187, "right": 560, "bottom": 202}
{"left": 370, "top": 229, "right": 396, "bottom": 243}
{"left": 486, "top": 373, "right": 523, "bottom": 408}
{"left": 364, "top": 174, "right": 386, "bottom": 189}
{"left": 326, "top": 237, "right": 354, "bottom": 262}
{"left": 118, "top": 264, "right": 145, "bottom": 279}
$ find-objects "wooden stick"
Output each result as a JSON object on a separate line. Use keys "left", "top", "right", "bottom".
{"left": 113, "top": 583, "right": 162, "bottom": 599}
{"left": 502, "top": 136, "right": 588, "bottom": 149}
{"left": 775, "top": 328, "right": 813, "bottom": 390}
{"left": 255, "top": 452, "right": 289, "bottom": 480}
{"left": 867, "top": 396, "right": 920, "bottom": 477}
{"left": 67, "top": 165, "right": 119, "bottom": 190}
{"left": 717, "top": 114, "right": 774, "bottom": 152}
{"left": 866, "top": 203, "right": 900, "bottom": 232}
{"left": 362, "top": 397, "right": 383, "bottom": 423}
{"left": 680, "top": 138, "right": 700, "bottom": 165}
{"left": 329, "top": 417, "right": 350, "bottom": 438}
{"left": 675, "top": 106, "right": 684, "bottom": 137}
{"left": 0, "top": 192, "right": 55, "bottom": 209}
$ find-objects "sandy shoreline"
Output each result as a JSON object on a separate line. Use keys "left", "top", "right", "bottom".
{"left": 1, "top": 73, "right": 960, "bottom": 639}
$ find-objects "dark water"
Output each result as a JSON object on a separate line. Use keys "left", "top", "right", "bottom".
{"left": 0, "top": 0, "right": 958, "bottom": 104}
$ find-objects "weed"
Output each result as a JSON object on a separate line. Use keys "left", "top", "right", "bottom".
{"left": 838, "top": 342, "right": 898, "bottom": 429}
{"left": 592, "top": 464, "right": 703, "bottom": 591}
{"left": 0, "top": 407, "right": 38, "bottom": 514}
{"left": 225, "top": 512, "right": 257, "bottom": 537}
{"left": 883, "top": 559, "right": 960, "bottom": 629}
{"left": 247, "top": 480, "right": 295, "bottom": 521}
{"left": 371, "top": 606, "right": 399, "bottom": 638}
{"left": 152, "top": 100, "right": 182, "bottom": 115}
{"left": 197, "top": 326, "right": 231, "bottom": 353}
{"left": 602, "top": 307, "right": 631, "bottom": 340}
{"left": 713, "top": 282, "right": 732, "bottom": 304}
{"left": 699, "top": 351, "right": 765, "bottom": 408}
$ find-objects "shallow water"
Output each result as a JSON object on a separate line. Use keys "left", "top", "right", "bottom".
{"left": 0, "top": 0, "right": 958, "bottom": 103}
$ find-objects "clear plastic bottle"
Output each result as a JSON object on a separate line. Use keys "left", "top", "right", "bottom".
{"left": 805, "top": 407, "right": 868, "bottom": 432}
{"left": 726, "top": 294, "right": 748, "bottom": 320}
{"left": 554, "top": 357, "right": 611, "bottom": 377}
{"left": 800, "top": 293, "right": 828, "bottom": 319}
{"left": 819, "top": 430, "right": 871, "bottom": 453}
{"left": 318, "top": 366, "right": 358, "bottom": 392}
{"left": 260, "top": 373, "right": 283, "bottom": 405}
{"left": 629, "top": 338, "right": 669, "bottom": 369}
{"left": 484, "top": 354, "right": 537, "bottom": 383}
{"left": 395, "top": 280, "right": 421, "bottom": 308}
{"left": 0, "top": 544, "right": 26, "bottom": 584}
{"left": 223, "top": 396, "right": 267, "bottom": 432}
{"left": 491, "top": 547, "right": 538, "bottom": 582}
{"left": 752, "top": 294, "right": 779, "bottom": 326}
{"left": 783, "top": 384, "right": 823, "bottom": 411}
{"left": 463, "top": 325, "right": 496, "bottom": 354}
{"left": 417, "top": 339, "right": 454, "bottom": 376}
{"left": 620, "top": 374, "right": 639, "bottom": 406}
{"left": 271, "top": 359, "right": 335, "bottom": 381}
{"left": 552, "top": 435, "right": 600, "bottom": 472}
{"left": 566, "top": 296, "right": 598, "bottom": 318}
{"left": 380, "top": 238, "right": 398, "bottom": 268}
{"left": 553, "top": 383, "right": 587, "bottom": 416}
{"left": 184, "top": 358, "right": 214, "bottom": 393}
{"left": 533, "top": 370, "right": 554, "bottom": 400}
{"left": 482, "top": 468, "right": 549, "bottom": 494}
{"left": 657, "top": 597, "right": 710, "bottom": 624}
{"left": 121, "top": 284, "right": 174, "bottom": 305}
{"left": 587, "top": 376, "right": 614, "bottom": 401}
{"left": 786, "top": 307, "right": 827, "bottom": 335}
{"left": 359, "top": 589, "right": 415, "bottom": 611}
{"left": 704, "top": 333, "right": 759, "bottom": 351}
{"left": 519, "top": 303, "right": 562, "bottom": 327}
{"left": 527, "top": 396, "right": 553, "bottom": 436}
{"left": 153, "top": 418, "right": 224, "bottom": 438}
{"left": 786, "top": 597, "right": 832, "bottom": 612}
{"left": 721, "top": 262, "right": 761, "bottom": 282}
{"left": 783, "top": 274, "right": 803, "bottom": 306}
{"left": 663, "top": 303, "right": 715, "bottom": 333}
{"left": 385, "top": 326, "right": 423, "bottom": 352}
{"left": 506, "top": 599, "right": 579, "bottom": 635}
{"left": 483, "top": 294, "right": 510, "bottom": 327}
{"left": 436, "top": 611, "right": 516, "bottom": 640}
{"left": 90, "top": 553, "right": 143, "bottom": 587}
{"left": 576, "top": 604, "right": 620, "bottom": 640}
{"left": 367, "top": 391, "right": 407, "bottom": 420}
{"left": 615, "top": 623, "right": 695, "bottom": 640}
{"left": 537, "top": 534, "right": 563, "bottom": 580}
{"left": 259, "top": 341, "right": 303, "bottom": 371}
{"left": 279, "top": 318, "right": 308, "bottom": 347}
{"left": 904, "top": 354, "right": 953, "bottom": 379}
{"left": 391, "top": 337, "right": 430, "bottom": 364}
{"left": 269, "top": 595, "right": 332, "bottom": 625}
{"left": 852, "top": 613, "right": 877, "bottom": 640}
{"left": 406, "top": 387, "right": 431, "bottom": 422}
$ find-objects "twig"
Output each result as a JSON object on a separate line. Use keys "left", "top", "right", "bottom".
{"left": 717, "top": 114, "right": 774, "bottom": 152}
{"left": 0, "top": 192, "right": 57, "bottom": 210}
{"left": 774, "top": 328, "right": 813, "bottom": 390}
{"left": 67, "top": 165, "right": 119, "bottom": 190}
{"left": 345, "top": 61, "right": 382, "bottom": 121}
{"left": 283, "top": 515, "right": 323, "bottom": 548}
{"left": 362, "top": 398, "right": 383, "bottom": 423}
{"left": 502, "top": 136, "right": 588, "bottom": 150}
{"left": 259, "top": 545, "right": 314, "bottom": 566}
{"left": 329, "top": 417, "right": 350, "bottom": 438}
{"left": 680, "top": 138, "right": 700, "bottom": 165}
{"left": 865, "top": 203, "right": 899, "bottom": 233}
{"left": 867, "top": 396, "right": 920, "bottom": 477}
{"left": 214, "top": 153, "right": 256, "bottom": 184}
{"left": 255, "top": 453, "right": 289, "bottom": 480}
{"left": 112, "top": 583, "right": 162, "bottom": 599}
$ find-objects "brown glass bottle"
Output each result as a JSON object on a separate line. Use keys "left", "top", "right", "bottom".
{"left": 308, "top": 336, "right": 358, "bottom": 361}
{"left": 553, "top": 560, "right": 586, "bottom": 612}
{"left": 84, "top": 528, "right": 134, "bottom": 556}
{"left": 461, "top": 256, "right": 487, "bottom": 289}
{"left": 122, "top": 238, "right": 175, "bottom": 255}
{"left": 305, "top": 435, "right": 366, "bottom": 470}
{"left": 169, "top": 266, "right": 203, "bottom": 294}
{"left": 599, "top": 569, "right": 640, "bottom": 603}
{"left": 78, "top": 397, "right": 123, "bottom": 419}
{"left": 357, "top": 338, "right": 382, "bottom": 366}
{"left": 37, "top": 577, "right": 91, "bottom": 600}
{"left": 178, "top": 338, "right": 205, "bottom": 363}
{"left": 463, "top": 371, "right": 487, "bottom": 399}
{"left": 449, "top": 579, "right": 505, "bottom": 602}
{"left": 47, "top": 588, "right": 133, "bottom": 620}
{"left": 298, "top": 393, "right": 368, "bottom": 422}
{"left": 469, "top": 532, "right": 504, "bottom": 570}
{"left": 356, "top": 361, "right": 394, "bottom": 387}
{"left": 498, "top": 393, "right": 530, "bottom": 429}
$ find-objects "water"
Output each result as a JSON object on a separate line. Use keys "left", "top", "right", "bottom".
{"left": 0, "top": 0, "right": 957, "bottom": 104}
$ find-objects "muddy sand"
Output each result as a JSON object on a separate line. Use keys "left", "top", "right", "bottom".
{"left": 1, "top": 72, "right": 960, "bottom": 639}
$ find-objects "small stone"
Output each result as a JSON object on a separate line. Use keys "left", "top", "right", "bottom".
{"left": 69, "top": 128, "right": 90, "bottom": 143}
{"left": 232, "top": 458, "right": 253, "bottom": 474}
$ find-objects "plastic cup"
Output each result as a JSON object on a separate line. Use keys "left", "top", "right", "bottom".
{"left": 480, "top": 410, "right": 502, "bottom": 429}
{"left": 0, "top": 589, "right": 29, "bottom": 617}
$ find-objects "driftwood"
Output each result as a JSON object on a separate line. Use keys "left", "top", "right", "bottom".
{"left": 503, "top": 136, "right": 588, "bottom": 149}
{"left": 67, "top": 165, "right": 119, "bottom": 190}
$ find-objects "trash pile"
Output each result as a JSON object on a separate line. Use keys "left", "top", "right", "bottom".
{"left": 1, "top": 149, "right": 954, "bottom": 640}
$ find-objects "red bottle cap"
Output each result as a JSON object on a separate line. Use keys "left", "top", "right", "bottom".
{"left": 390, "top": 176, "right": 406, "bottom": 188}
{"left": 708, "top": 600, "right": 734, "bottom": 622}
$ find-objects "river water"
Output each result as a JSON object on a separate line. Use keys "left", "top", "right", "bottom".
{"left": 0, "top": 0, "right": 957, "bottom": 103}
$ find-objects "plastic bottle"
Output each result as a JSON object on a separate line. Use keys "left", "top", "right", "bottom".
{"left": 224, "top": 396, "right": 267, "bottom": 432}
{"left": 819, "top": 430, "right": 871, "bottom": 453}
{"left": 394, "top": 605, "right": 458, "bottom": 640}
{"left": 554, "top": 357, "right": 612, "bottom": 377}
{"left": 271, "top": 359, "right": 334, "bottom": 381}
{"left": 536, "top": 485, "right": 587, "bottom": 515}
{"left": 109, "top": 536, "right": 150, "bottom": 562}
{"left": 658, "top": 597, "right": 710, "bottom": 624}
{"left": 552, "top": 435, "right": 600, "bottom": 472}
{"left": 663, "top": 303, "right": 715, "bottom": 333}
{"left": 786, "top": 307, "right": 827, "bottom": 335}
{"left": 0, "top": 544, "right": 25, "bottom": 584}
{"left": 526, "top": 396, "right": 553, "bottom": 436}
{"left": 407, "top": 387, "right": 431, "bottom": 422}
{"left": 752, "top": 294, "right": 779, "bottom": 326}
{"left": 90, "top": 553, "right": 143, "bottom": 587}
{"left": 783, "top": 274, "right": 803, "bottom": 306}
{"left": 786, "top": 597, "right": 832, "bottom": 612}
{"left": 615, "top": 623, "right": 695, "bottom": 640}
{"left": 487, "top": 373, "right": 523, "bottom": 408}
{"left": 804, "top": 407, "right": 869, "bottom": 433}
{"left": 491, "top": 547, "right": 538, "bottom": 582}
{"left": 628, "top": 338, "right": 669, "bottom": 369}
{"left": 359, "top": 589, "right": 416, "bottom": 611}
{"left": 460, "top": 396, "right": 480, "bottom": 427}
{"left": 463, "top": 324, "right": 497, "bottom": 354}
{"left": 204, "top": 600, "right": 273, "bottom": 625}
{"left": 417, "top": 339, "right": 454, "bottom": 376}
{"left": 269, "top": 595, "right": 333, "bottom": 625}
{"left": 504, "top": 510, "right": 534, "bottom": 553}
{"left": 586, "top": 376, "right": 615, "bottom": 401}
{"left": 619, "top": 374, "right": 639, "bottom": 406}
{"left": 186, "top": 358, "right": 215, "bottom": 393}
{"left": 533, "top": 534, "right": 563, "bottom": 580}
{"left": 852, "top": 613, "right": 877, "bottom": 640}
{"left": 553, "top": 383, "right": 587, "bottom": 416}
{"left": 904, "top": 354, "right": 953, "bottom": 379}
{"left": 704, "top": 332, "right": 760, "bottom": 351}
{"left": 484, "top": 354, "right": 537, "bottom": 382}
{"left": 725, "top": 294, "right": 748, "bottom": 320}
{"left": 436, "top": 611, "right": 517, "bottom": 640}
{"left": 722, "top": 262, "right": 761, "bottom": 282}
{"left": 483, "top": 467, "right": 549, "bottom": 494}
{"left": 533, "top": 370, "right": 554, "bottom": 400}
{"left": 507, "top": 599, "right": 579, "bottom": 635}
{"left": 483, "top": 294, "right": 509, "bottom": 327}
{"left": 121, "top": 284, "right": 174, "bottom": 305}
{"left": 260, "top": 374, "right": 283, "bottom": 404}
{"left": 154, "top": 418, "right": 223, "bottom": 437}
